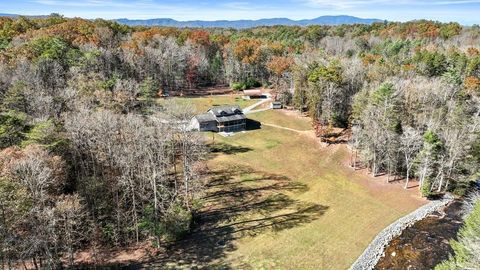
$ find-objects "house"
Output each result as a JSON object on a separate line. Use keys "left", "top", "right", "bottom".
{"left": 271, "top": 101, "right": 283, "bottom": 109}
{"left": 189, "top": 105, "right": 247, "bottom": 132}
{"left": 243, "top": 89, "right": 263, "bottom": 99}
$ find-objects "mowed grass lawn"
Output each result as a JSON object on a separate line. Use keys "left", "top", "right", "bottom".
{"left": 248, "top": 109, "right": 312, "bottom": 131}
{"left": 203, "top": 123, "right": 425, "bottom": 270}
{"left": 150, "top": 96, "right": 425, "bottom": 270}
{"left": 158, "top": 94, "right": 257, "bottom": 113}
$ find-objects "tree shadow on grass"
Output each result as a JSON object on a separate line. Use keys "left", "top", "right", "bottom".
{"left": 142, "top": 164, "right": 328, "bottom": 269}
{"left": 209, "top": 142, "right": 253, "bottom": 155}
{"left": 68, "top": 262, "right": 143, "bottom": 270}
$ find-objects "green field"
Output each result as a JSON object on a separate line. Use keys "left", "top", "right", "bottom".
{"left": 158, "top": 94, "right": 257, "bottom": 113}
{"left": 150, "top": 96, "right": 425, "bottom": 270}
{"left": 248, "top": 109, "right": 312, "bottom": 131}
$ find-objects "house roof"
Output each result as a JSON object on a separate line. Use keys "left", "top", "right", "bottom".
{"left": 195, "top": 113, "right": 216, "bottom": 123}
{"left": 208, "top": 105, "right": 243, "bottom": 117}
{"left": 216, "top": 114, "right": 246, "bottom": 123}
{"left": 243, "top": 89, "right": 262, "bottom": 96}
{"left": 194, "top": 105, "right": 246, "bottom": 124}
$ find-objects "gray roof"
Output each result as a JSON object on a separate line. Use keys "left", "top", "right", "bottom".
{"left": 194, "top": 105, "right": 246, "bottom": 124}
{"left": 216, "top": 114, "right": 246, "bottom": 123}
{"left": 243, "top": 89, "right": 262, "bottom": 96}
{"left": 195, "top": 113, "right": 216, "bottom": 122}
{"left": 208, "top": 105, "right": 243, "bottom": 117}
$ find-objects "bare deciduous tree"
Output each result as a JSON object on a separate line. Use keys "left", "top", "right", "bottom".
{"left": 400, "top": 126, "right": 422, "bottom": 189}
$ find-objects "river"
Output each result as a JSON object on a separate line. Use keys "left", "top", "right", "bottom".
{"left": 374, "top": 201, "right": 464, "bottom": 270}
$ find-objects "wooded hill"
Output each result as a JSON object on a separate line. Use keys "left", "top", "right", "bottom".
{"left": 0, "top": 14, "right": 479, "bottom": 268}
{"left": 115, "top": 15, "right": 382, "bottom": 28}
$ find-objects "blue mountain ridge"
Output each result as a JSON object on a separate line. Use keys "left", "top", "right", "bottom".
{"left": 115, "top": 15, "right": 383, "bottom": 28}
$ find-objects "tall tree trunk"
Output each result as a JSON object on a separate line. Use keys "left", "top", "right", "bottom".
{"left": 116, "top": 191, "right": 121, "bottom": 246}
{"left": 404, "top": 168, "right": 410, "bottom": 189}
{"left": 152, "top": 172, "right": 160, "bottom": 248}
{"left": 419, "top": 166, "right": 427, "bottom": 190}
{"left": 386, "top": 159, "right": 391, "bottom": 183}
{"left": 183, "top": 140, "right": 190, "bottom": 210}
{"left": 437, "top": 174, "right": 444, "bottom": 193}
{"left": 33, "top": 257, "right": 38, "bottom": 270}
{"left": 172, "top": 141, "right": 178, "bottom": 194}
{"left": 131, "top": 186, "right": 139, "bottom": 243}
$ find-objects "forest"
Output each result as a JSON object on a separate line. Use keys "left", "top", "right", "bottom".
{"left": 0, "top": 14, "right": 479, "bottom": 268}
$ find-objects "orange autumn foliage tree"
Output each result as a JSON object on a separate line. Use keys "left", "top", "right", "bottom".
{"left": 234, "top": 38, "right": 263, "bottom": 65}
{"left": 465, "top": 76, "right": 480, "bottom": 94}
{"left": 267, "top": 42, "right": 284, "bottom": 56}
{"left": 467, "top": 47, "right": 480, "bottom": 57}
{"left": 188, "top": 30, "right": 211, "bottom": 47}
{"left": 122, "top": 27, "right": 182, "bottom": 53}
{"left": 267, "top": 56, "right": 294, "bottom": 98}
{"left": 267, "top": 56, "right": 293, "bottom": 77}
{"left": 21, "top": 19, "right": 100, "bottom": 46}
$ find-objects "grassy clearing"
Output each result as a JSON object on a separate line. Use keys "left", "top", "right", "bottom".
{"left": 248, "top": 110, "right": 312, "bottom": 131}
{"left": 206, "top": 124, "right": 424, "bottom": 270}
{"left": 158, "top": 95, "right": 257, "bottom": 112}
{"left": 147, "top": 100, "right": 425, "bottom": 270}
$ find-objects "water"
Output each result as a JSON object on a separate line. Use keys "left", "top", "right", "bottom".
{"left": 375, "top": 201, "right": 464, "bottom": 270}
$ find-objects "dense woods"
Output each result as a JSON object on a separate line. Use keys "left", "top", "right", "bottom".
{"left": 0, "top": 14, "right": 479, "bottom": 268}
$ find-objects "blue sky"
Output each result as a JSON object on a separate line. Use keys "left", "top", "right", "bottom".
{"left": 1, "top": 0, "right": 479, "bottom": 25}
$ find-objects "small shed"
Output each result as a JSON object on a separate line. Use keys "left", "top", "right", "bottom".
{"left": 272, "top": 101, "right": 283, "bottom": 109}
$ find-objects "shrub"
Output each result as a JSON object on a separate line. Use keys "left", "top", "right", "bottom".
{"left": 21, "top": 120, "right": 58, "bottom": 148}
{"left": 346, "top": 49, "right": 355, "bottom": 58}
{"left": 245, "top": 78, "right": 261, "bottom": 88}
{"left": 139, "top": 77, "right": 159, "bottom": 99}
{"left": 230, "top": 78, "right": 261, "bottom": 91}
{"left": 449, "top": 181, "right": 471, "bottom": 197}
{"left": 159, "top": 204, "right": 192, "bottom": 241}
{"left": 29, "top": 37, "right": 70, "bottom": 62}
{"left": 0, "top": 110, "right": 28, "bottom": 148}
{"left": 231, "top": 82, "right": 246, "bottom": 91}
{"left": 421, "top": 178, "right": 432, "bottom": 197}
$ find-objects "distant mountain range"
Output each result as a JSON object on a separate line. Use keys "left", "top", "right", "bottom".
{"left": 0, "top": 13, "right": 18, "bottom": 17}
{"left": 0, "top": 13, "right": 48, "bottom": 19}
{"left": 0, "top": 13, "right": 383, "bottom": 28}
{"left": 116, "top": 15, "right": 383, "bottom": 28}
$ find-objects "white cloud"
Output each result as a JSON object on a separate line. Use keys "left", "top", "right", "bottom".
{"left": 33, "top": 0, "right": 129, "bottom": 7}
{"left": 302, "top": 0, "right": 480, "bottom": 9}
{"left": 222, "top": 1, "right": 251, "bottom": 9}
{"left": 303, "top": 0, "right": 389, "bottom": 9}
{"left": 32, "top": 0, "right": 174, "bottom": 9}
{"left": 24, "top": 0, "right": 273, "bottom": 20}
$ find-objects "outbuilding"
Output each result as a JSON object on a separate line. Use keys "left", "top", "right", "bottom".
{"left": 243, "top": 89, "right": 263, "bottom": 99}
{"left": 272, "top": 101, "right": 283, "bottom": 109}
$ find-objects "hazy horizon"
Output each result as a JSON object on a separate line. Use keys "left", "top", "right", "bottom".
{"left": 1, "top": 0, "right": 479, "bottom": 25}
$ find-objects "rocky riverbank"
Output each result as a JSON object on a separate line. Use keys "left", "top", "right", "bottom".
{"left": 350, "top": 195, "right": 454, "bottom": 270}
{"left": 375, "top": 200, "right": 463, "bottom": 269}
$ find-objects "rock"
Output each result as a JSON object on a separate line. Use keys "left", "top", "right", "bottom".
{"left": 349, "top": 196, "right": 454, "bottom": 270}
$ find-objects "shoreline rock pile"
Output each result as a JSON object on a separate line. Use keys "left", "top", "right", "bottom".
{"left": 350, "top": 195, "right": 454, "bottom": 270}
